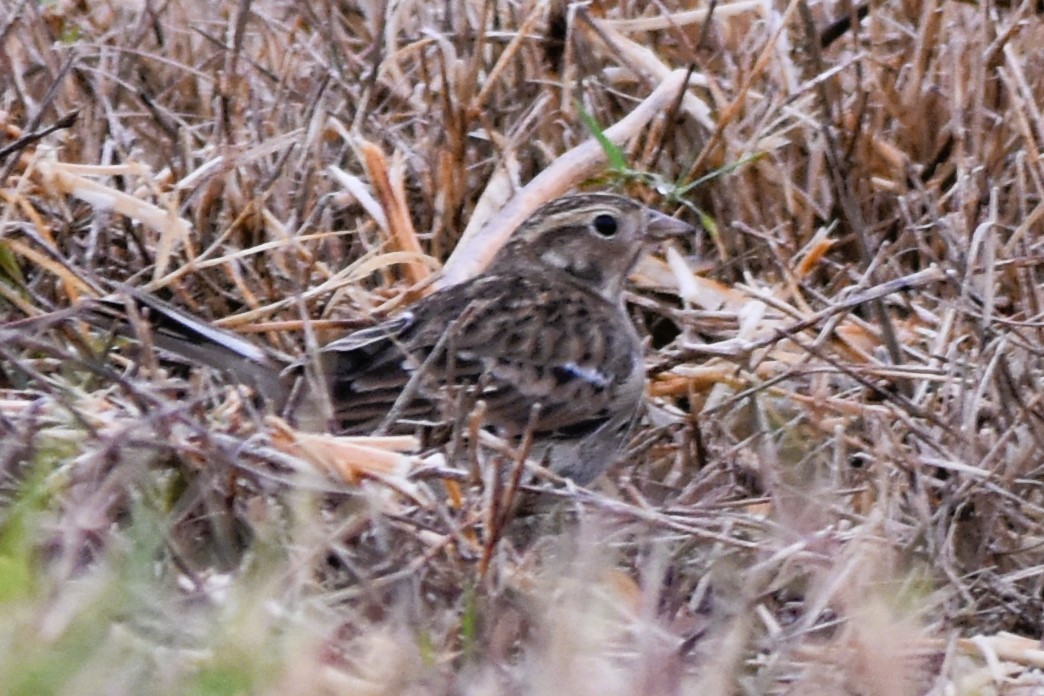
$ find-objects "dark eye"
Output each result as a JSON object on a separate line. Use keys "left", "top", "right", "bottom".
{"left": 592, "top": 213, "right": 618, "bottom": 237}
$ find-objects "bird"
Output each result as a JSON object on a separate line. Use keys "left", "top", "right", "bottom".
{"left": 90, "top": 193, "right": 693, "bottom": 485}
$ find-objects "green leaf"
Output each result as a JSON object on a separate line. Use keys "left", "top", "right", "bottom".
{"left": 677, "top": 151, "right": 765, "bottom": 195}
{"left": 576, "top": 103, "right": 630, "bottom": 174}
{"left": 0, "top": 240, "right": 26, "bottom": 288}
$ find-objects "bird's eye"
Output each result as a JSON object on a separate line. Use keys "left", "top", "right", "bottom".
{"left": 591, "top": 213, "right": 618, "bottom": 237}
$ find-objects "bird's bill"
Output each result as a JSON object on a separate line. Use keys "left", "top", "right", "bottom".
{"left": 644, "top": 208, "right": 695, "bottom": 239}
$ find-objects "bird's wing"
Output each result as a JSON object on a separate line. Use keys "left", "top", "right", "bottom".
{"left": 319, "top": 274, "right": 641, "bottom": 437}
{"left": 450, "top": 277, "right": 641, "bottom": 436}
{"left": 318, "top": 311, "right": 434, "bottom": 433}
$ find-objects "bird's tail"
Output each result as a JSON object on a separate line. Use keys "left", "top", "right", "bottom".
{"left": 83, "top": 290, "right": 293, "bottom": 408}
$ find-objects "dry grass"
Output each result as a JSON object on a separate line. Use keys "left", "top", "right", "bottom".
{"left": 2, "top": 0, "right": 1044, "bottom": 694}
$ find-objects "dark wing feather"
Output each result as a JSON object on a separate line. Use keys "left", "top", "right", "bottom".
{"left": 318, "top": 273, "right": 641, "bottom": 437}
{"left": 319, "top": 312, "right": 426, "bottom": 432}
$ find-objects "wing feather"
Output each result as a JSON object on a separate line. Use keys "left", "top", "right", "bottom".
{"left": 312, "top": 273, "right": 641, "bottom": 436}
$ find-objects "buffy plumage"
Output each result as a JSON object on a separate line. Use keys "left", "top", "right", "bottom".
{"left": 92, "top": 193, "right": 693, "bottom": 485}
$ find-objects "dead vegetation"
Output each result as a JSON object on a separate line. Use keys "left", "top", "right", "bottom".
{"left": 1, "top": 0, "right": 1043, "bottom": 694}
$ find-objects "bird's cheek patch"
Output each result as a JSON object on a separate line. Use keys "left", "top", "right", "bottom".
{"left": 540, "top": 248, "right": 570, "bottom": 270}
{"left": 541, "top": 248, "right": 603, "bottom": 284}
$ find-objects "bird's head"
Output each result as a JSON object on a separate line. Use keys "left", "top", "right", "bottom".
{"left": 489, "top": 193, "right": 693, "bottom": 300}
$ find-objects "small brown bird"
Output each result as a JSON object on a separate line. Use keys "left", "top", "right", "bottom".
{"left": 92, "top": 193, "right": 692, "bottom": 485}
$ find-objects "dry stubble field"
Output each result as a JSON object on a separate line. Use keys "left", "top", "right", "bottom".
{"left": 2, "top": 1, "right": 1044, "bottom": 694}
